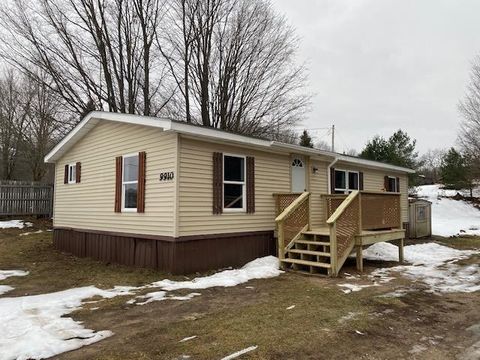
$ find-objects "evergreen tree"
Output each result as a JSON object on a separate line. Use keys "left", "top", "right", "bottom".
{"left": 359, "top": 130, "right": 418, "bottom": 169}
{"left": 440, "top": 148, "right": 469, "bottom": 190}
{"left": 299, "top": 130, "right": 314, "bottom": 148}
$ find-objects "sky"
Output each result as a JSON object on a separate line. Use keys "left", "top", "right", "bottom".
{"left": 273, "top": 0, "right": 480, "bottom": 154}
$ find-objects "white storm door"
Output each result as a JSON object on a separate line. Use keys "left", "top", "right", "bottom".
{"left": 291, "top": 157, "right": 306, "bottom": 192}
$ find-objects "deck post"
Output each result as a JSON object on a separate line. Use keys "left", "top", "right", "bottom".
{"left": 329, "top": 223, "right": 338, "bottom": 276}
{"left": 356, "top": 245, "right": 363, "bottom": 272}
{"left": 398, "top": 238, "right": 404, "bottom": 263}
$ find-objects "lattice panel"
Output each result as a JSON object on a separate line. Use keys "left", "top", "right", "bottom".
{"left": 325, "top": 195, "right": 347, "bottom": 219}
{"left": 335, "top": 196, "right": 360, "bottom": 260}
{"left": 274, "top": 194, "right": 301, "bottom": 217}
{"left": 361, "top": 193, "right": 401, "bottom": 230}
{"left": 282, "top": 199, "right": 309, "bottom": 248}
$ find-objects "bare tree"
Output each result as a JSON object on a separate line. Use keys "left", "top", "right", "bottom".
{"left": 22, "top": 73, "right": 73, "bottom": 180}
{"left": 161, "top": 0, "right": 309, "bottom": 137}
{"left": 419, "top": 148, "right": 445, "bottom": 184}
{"left": 0, "top": 71, "right": 31, "bottom": 179}
{"left": 0, "top": 0, "right": 172, "bottom": 116}
{"left": 458, "top": 55, "right": 480, "bottom": 174}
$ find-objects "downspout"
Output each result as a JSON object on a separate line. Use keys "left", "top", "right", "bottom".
{"left": 327, "top": 157, "right": 339, "bottom": 194}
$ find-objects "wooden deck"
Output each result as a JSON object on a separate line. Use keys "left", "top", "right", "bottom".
{"left": 274, "top": 191, "right": 405, "bottom": 277}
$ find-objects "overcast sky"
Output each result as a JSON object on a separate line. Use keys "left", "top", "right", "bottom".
{"left": 273, "top": 0, "right": 480, "bottom": 154}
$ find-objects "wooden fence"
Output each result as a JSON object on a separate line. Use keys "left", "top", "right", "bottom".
{"left": 0, "top": 181, "right": 53, "bottom": 217}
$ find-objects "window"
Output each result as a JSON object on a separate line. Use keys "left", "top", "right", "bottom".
{"left": 292, "top": 158, "right": 304, "bottom": 168}
{"left": 122, "top": 154, "right": 139, "bottom": 211}
{"left": 416, "top": 206, "right": 426, "bottom": 222}
{"left": 68, "top": 164, "right": 76, "bottom": 184}
{"left": 387, "top": 176, "right": 397, "bottom": 192}
{"left": 334, "top": 169, "right": 359, "bottom": 194}
{"left": 223, "top": 155, "right": 245, "bottom": 211}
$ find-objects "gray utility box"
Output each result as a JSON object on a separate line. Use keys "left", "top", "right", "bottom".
{"left": 408, "top": 199, "right": 432, "bottom": 238}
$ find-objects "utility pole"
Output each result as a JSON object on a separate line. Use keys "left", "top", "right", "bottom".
{"left": 331, "top": 124, "right": 335, "bottom": 152}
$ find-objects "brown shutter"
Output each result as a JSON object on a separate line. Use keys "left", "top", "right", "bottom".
{"left": 396, "top": 177, "right": 400, "bottom": 193}
{"left": 330, "top": 167, "right": 335, "bottom": 193}
{"left": 384, "top": 175, "right": 389, "bottom": 192}
{"left": 359, "top": 171, "right": 364, "bottom": 191}
{"left": 64, "top": 165, "right": 68, "bottom": 184}
{"left": 246, "top": 156, "right": 255, "bottom": 213}
{"left": 213, "top": 152, "right": 223, "bottom": 214}
{"left": 75, "top": 162, "right": 81, "bottom": 183}
{"left": 137, "top": 151, "right": 146, "bottom": 213}
{"left": 114, "top": 156, "right": 123, "bottom": 213}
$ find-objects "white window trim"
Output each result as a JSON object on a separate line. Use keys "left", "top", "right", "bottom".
{"left": 387, "top": 176, "right": 398, "bottom": 192}
{"left": 334, "top": 169, "right": 359, "bottom": 194}
{"left": 122, "top": 153, "right": 139, "bottom": 212}
{"left": 223, "top": 153, "right": 246, "bottom": 213}
{"left": 68, "top": 163, "right": 77, "bottom": 184}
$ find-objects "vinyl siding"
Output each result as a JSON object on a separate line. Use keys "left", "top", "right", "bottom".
{"left": 309, "top": 160, "right": 329, "bottom": 228}
{"left": 54, "top": 121, "right": 177, "bottom": 236}
{"left": 178, "top": 137, "right": 291, "bottom": 236}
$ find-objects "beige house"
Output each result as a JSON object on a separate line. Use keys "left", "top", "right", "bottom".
{"left": 45, "top": 111, "right": 414, "bottom": 275}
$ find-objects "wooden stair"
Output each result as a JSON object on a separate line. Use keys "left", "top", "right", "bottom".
{"left": 281, "top": 227, "right": 332, "bottom": 275}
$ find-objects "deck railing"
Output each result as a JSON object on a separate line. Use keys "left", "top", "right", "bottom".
{"left": 326, "top": 191, "right": 360, "bottom": 275}
{"left": 325, "top": 191, "right": 402, "bottom": 275}
{"left": 274, "top": 192, "right": 310, "bottom": 261}
{"left": 359, "top": 191, "right": 402, "bottom": 230}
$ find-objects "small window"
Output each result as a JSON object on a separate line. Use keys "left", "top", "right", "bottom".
{"left": 223, "top": 155, "right": 245, "bottom": 211}
{"left": 387, "top": 176, "right": 397, "bottom": 192}
{"left": 68, "top": 164, "right": 76, "bottom": 184}
{"left": 292, "top": 158, "right": 304, "bottom": 167}
{"left": 334, "top": 170, "right": 359, "bottom": 194}
{"left": 122, "top": 154, "right": 139, "bottom": 211}
{"left": 417, "top": 206, "right": 426, "bottom": 222}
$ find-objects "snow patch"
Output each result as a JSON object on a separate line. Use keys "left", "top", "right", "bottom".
{"left": 0, "top": 286, "right": 133, "bottom": 360}
{"left": 0, "top": 220, "right": 32, "bottom": 229}
{"left": 152, "top": 256, "right": 282, "bottom": 291}
{"left": 0, "top": 270, "right": 29, "bottom": 281}
{"left": 0, "top": 285, "right": 14, "bottom": 296}
{"left": 363, "top": 242, "right": 480, "bottom": 294}
{"left": 338, "top": 283, "right": 378, "bottom": 293}
{"left": 19, "top": 230, "right": 44, "bottom": 236}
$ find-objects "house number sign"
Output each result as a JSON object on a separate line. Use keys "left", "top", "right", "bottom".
{"left": 159, "top": 172, "right": 174, "bottom": 181}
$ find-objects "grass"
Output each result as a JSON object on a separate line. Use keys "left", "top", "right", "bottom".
{"left": 1, "top": 219, "right": 479, "bottom": 359}
{"left": 0, "top": 218, "right": 170, "bottom": 296}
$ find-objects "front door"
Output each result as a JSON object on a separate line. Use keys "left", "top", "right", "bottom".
{"left": 291, "top": 156, "right": 306, "bottom": 192}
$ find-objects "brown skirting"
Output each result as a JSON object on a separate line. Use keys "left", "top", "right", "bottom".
{"left": 53, "top": 228, "right": 275, "bottom": 274}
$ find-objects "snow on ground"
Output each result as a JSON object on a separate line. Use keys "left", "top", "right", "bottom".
{"left": 0, "top": 270, "right": 29, "bottom": 281}
{"left": 415, "top": 184, "right": 480, "bottom": 237}
{"left": 0, "top": 220, "right": 32, "bottom": 229}
{"left": 0, "top": 286, "right": 134, "bottom": 360}
{"left": 0, "top": 256, "right": 282, "bottom": 359}
{"left": 152, "top": 256, "right": 282, "bottom": 291}
{"left": 19, "top": 230, "right": 44, "bottom": 236}
{"left": 340, "top": 242, "right": 480, "bottom": 294}
{"left": 0, "top": 285, "right": 14, "bottom": 296}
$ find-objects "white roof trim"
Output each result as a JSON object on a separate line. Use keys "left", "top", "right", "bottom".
{"left": 45, "top": 111, "right": 415, "bottom": 174}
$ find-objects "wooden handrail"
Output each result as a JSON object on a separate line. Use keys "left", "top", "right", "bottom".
{"left": 326, "top": 190, "right": 359, "bottom": 224}
{"left": 359, "top": 190, "right": 401, "bottom": 196}
{"left": 275, "top": 192, "right": 310, "bottom": 222}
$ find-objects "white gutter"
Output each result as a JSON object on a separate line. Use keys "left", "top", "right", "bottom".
{"left": 327, "top": 157, "right": 339, "bottom": 195}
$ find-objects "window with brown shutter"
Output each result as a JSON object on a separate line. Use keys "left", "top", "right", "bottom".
{"left": 64, "top": 165, "right": 68, "bottom": 184}
{"left": 212, "top": 152, "right": 223, "bottom": 214}
{"left": 114, "top": 156, "right": 123, "bottom": 213}
{"left": 396, "top": 177, "right": 400, "bottom": 192}
{"left": 246, "top": 156, "right": 255, "bottom": 213}
{"left": 75, "top": 162, "right": 81, "bottom": 183}
{"left": 137, "top": 152, "right": 146, "bottom": 213}
{"left": 359, "top": 171, "right": 364, "bottom": 190}
{"left": 385, "top": 176, "right": 398, "bottom": 192}
{"left": 330, "top": 167, "right": 335, "bottom": 193}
